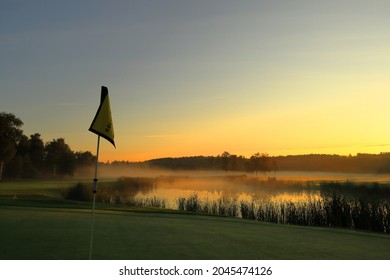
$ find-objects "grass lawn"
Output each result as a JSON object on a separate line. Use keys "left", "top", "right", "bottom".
{"left": 1, "top": 204, "right": 390, "bottom": 260}
{"left": 1, "top": 180, "right": 390, "bottom": 260}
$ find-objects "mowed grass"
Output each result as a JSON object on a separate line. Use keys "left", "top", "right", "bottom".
{"left": 1, "top": 180, "right": 390, "bottom": 260}
{"left": 1, "top": 205, "right": 390, "bottom": 260}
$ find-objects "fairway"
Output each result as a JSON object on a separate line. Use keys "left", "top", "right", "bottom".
{"left": 1, "top": 205, "right": 389, "bottom": 260}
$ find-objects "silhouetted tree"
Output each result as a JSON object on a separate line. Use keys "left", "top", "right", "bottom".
{"left": 29, "top": 133, "right": 45, "bottom": 171}
{"left": 247, "top": 153, "right": 272, "bottom": 174}
{"left": 73, "top": 151, "right": 95, "bottom": 176}
{"left": 45, "top": 138, "right": 75, "bottom": 177}
{"left": 220, "top": 151, "right": 231, "bottom": 172}
{"left": 4, "top": 135, "right": 30, "bottom": 178}
{"left": 74, "top": 151, "right": 96, "bottom": 166}
{"left": 0, "top": 112, "right": 24, "bottom": 181}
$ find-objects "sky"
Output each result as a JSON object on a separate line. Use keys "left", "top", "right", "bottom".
{"left": 1, "top": 0, "right": 390, "bottom": 162}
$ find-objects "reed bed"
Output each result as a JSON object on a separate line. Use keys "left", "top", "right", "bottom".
{"left": 177, "top": 193, "right": 239, "bottom": 216}
{"left": 178, "top": 182, "right": 390, "bottom": 234}
{"left": 65, "top": 177, "right": 390, "bottom": 233}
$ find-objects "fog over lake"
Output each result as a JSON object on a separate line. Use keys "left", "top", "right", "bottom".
{"left": 95, "top": 167, "right": 390, "bottom": 209}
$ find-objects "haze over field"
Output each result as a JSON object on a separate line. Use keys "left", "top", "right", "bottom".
{"left": 2, "top": 1, "right": 390, "bottom": 161}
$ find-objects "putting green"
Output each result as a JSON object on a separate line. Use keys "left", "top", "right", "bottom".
{"left": 1, "top": 205, "right": 389, "bottom": 260}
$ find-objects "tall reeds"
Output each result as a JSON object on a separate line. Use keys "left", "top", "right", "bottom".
{"left": 177, "top": 193, "right": 239, "bottom": 216}
{"left": 177, "top": 182, "right": 390, "bottom": 234}
{"left": 65, "top": 177, "right": 390, "bottom": 233}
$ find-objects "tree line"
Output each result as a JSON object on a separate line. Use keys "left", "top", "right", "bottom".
{"left": 273, "top": 153, "right": 390, "bottom": 173}
{"left": 106, "top": 152, "right": 277, "bottom": 174}
{"left": 0, "top": 112, "right": 96, "bottom": 180}
{"left": 111, "top": 152, "right": 390, "bottom": 174}
{"left": 3, "top": 111, "right": 390, "bottom": 180}
{"left": 143, "top": 151, "right": 276, "bottom": 174}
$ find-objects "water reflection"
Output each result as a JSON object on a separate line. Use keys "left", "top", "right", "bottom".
{"left": 105, "top": 174, "right": 390, "bottom": 233}
{"left": 130, "top": 175, "right": 323, "bottom": 209}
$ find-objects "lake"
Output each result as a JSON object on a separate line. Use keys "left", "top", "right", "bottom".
{"left": 92, "top": 170, "right": 390, "bottom": 232}
{"left": 125, "top": 171, "right": 390, "bottom": 209}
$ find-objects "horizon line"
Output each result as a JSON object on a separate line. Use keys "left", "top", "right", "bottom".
{"left": 100, "top": 151, "right": 390, "bottom": 163}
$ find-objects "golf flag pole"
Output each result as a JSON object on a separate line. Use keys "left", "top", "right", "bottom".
{"left": 88, "top": 86, "right": 115, "bottom": 260}
{"left": 89, "top": 135, "right": 100, "bottom": 260}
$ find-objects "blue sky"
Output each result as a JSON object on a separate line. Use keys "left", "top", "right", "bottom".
{"left": 2, "top": 0, "right": 390, "bottom": 161}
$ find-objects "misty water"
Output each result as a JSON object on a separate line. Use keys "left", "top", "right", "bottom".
{"left": 123, "top": 171, "right": 390, "bottom": 209}
{"left": 81, "top": 169, "right": 390, "bottom": 232}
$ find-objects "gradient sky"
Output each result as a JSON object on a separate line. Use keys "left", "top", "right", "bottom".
{"left": 2, "top": 0, "right": 390, "bottom": 162}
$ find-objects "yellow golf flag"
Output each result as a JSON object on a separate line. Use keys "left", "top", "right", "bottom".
{"left": 89, "top": 86, "right": 115, "bottom": 147}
